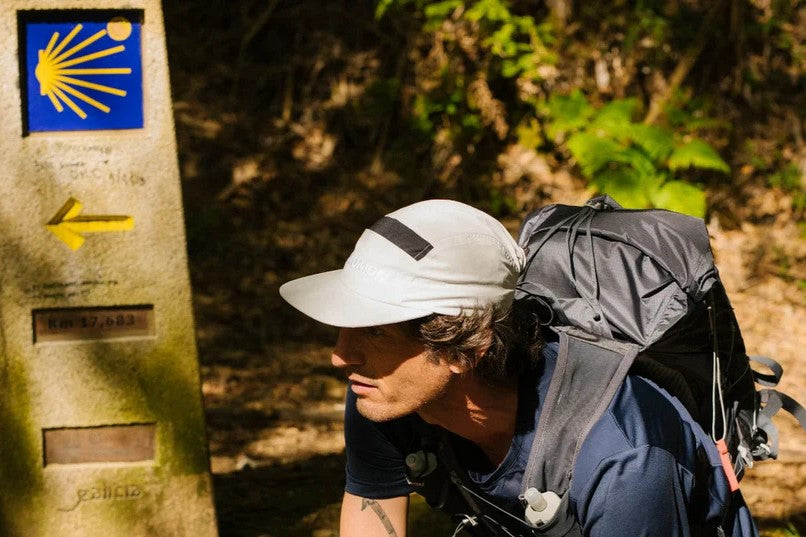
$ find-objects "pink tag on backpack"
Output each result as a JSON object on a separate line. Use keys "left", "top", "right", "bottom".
{"left": 716, "top": 439, "right": 740, "bottom": 492}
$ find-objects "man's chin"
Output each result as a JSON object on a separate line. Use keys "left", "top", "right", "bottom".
{"left": 355, "top": 399, "right": 411, "bottom": 423}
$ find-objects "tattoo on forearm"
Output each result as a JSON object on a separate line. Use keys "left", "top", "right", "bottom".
{"left": 361, "top": 498, "right": 398, "bottom": 536}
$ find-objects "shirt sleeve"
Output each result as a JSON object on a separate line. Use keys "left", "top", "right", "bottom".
{"left": 343, "top": 386, "right": 417, "bottom": 499}
{"left": 569, "top": 375, "right": 760, "bottom": 537}
{"left": 573, "top": 444, "right": 696, "bottom": 537}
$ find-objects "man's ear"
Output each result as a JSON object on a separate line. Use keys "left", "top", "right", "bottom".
{"left": 474, "top": 342, "right": 491, "bottom": 365}
{"left": 448, "top": 361, "right": 471, "bottom": 374}
{"left": 447, "top": 342, "right": 490, "bottom": 374}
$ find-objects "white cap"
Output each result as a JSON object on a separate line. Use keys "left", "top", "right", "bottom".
{"left": 279, "top": 199, "right": 526, "bottom": 327}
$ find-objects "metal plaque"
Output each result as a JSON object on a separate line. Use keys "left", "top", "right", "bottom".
{"left": 33, "top": 305, "right": 154, "bottom": 343}
{"left": 43, "top": 424, "right": 156, "bottom": 465}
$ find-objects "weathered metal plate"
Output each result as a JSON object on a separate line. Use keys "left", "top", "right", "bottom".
{"left": 32, "top": 305, "right": 154, "bottom": 343}
{"left": 43, "top": 424, "right": 156, "bottom": 465}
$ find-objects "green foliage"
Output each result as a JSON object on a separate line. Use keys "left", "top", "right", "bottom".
{"left": 566, "top": 132, "right": 623, "bottom": 176}
{"left": 515, "top": 117, "right": 542, "bottom": 150}
{"left": 543, "top": 93, "right": 730, "bottom": 217}
{"left": 623, "top": 6, "right": 670, "bottom": 52}
{"left": 542, "top": 90, "right": 594, "bottom": 140}
{"left": 424, "top": 0, "right": 463, "bottom": 21}
{"left": 464, "top": 0, "right": 555, "bottom": 80}
{"left": 651, "top": 180, "right": 708, "bottom": 217}
{"left": 769, "top": 163, "right": 806, "bottom": 212}
{"left": 779, "top": 522, "right": 802, "bottom": 537}
{"left": 667, "top": 140, "right": 731, "bottom": 174}
{"left": 628, "top": 124, "right": 675, "bottom": 161}
{"left": 377, "top": 0, "right": 555, "bottom": 146}
{"left": 373, "top": 0, "right": 749, "bottom": 218}
{"left": 487, "top": 187, "right": 517, "bottom": 216}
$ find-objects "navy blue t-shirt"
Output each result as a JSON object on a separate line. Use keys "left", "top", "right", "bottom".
{"left": 343, "top": 342, "right": 759, "bottom": 537}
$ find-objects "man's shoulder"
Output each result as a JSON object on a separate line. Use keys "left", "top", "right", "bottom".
{"left": 569, "top": 373, "right": 704, "bottom": 497}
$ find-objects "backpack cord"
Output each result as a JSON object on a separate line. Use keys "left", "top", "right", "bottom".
{"left": 519, "top": 210, "right": 594, "bottom": 286}
{"left": 565, "top": 208, "right": 602, "bottom": 318}
{"left": 452, "top": 480, "right": 528, "bottom": 534}
{"left": 440, "top": 432, "right": 528, "bottom": 537}
{"left": 711, "top": 349, "right": 728, "bottom": 442}
{"left": 517, "top": 208, "right": 600, "bottom": 323}
{"left": 708, "top": 305, "right": 728, "bottom": 442}
{"left": 585, "top": 215, "right": 600, "bottom": 300}
{"left": 451, "top": 515, "right": 479, "bottom": 537}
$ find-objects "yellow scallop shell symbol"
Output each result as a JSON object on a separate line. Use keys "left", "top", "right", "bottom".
{"left": 34, "top": 18, "right": 133, "bottom": 119}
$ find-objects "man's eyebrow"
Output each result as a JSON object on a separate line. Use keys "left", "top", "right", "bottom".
{"left": 369, "top": 216, "right": 434, "bottom": 260}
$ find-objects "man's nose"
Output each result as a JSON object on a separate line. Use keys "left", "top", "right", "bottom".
{"left": 331, "top": 328, "right": 365, "bottom": 368}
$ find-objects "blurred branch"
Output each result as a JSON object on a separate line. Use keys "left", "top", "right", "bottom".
{"left": 371, "top": 44, "right": 409, "bottom": 173}
{"left": 643, "top": 0, "right": 726, "bottom": 125}
{"left": 231, "top": 0, "right": 281, "bottom": 98}
{"left": 242, "top": 0, "right": 281, "bottom": 51}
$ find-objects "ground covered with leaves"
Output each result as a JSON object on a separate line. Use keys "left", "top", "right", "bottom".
{"left": 162, "top": 1, "right": 805, "bottom": 535}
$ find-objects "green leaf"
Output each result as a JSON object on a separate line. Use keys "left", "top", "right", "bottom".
{"left": 627, "top": 124, "right": 675, "bottom": 162}
{"left": 591, "top": 167, "right": 658, "bottom": 209}
{"left": 487, "top": 24, "right": 520, "bottom": 57}
{"left": 650, "top": 180, "right": 707, "bottom": 217}
{"left": 465, "top": 0, "right": 510, "bottom": 22}
{"left": 515, "top": 118, "right": 542, "bottom": 149}
{"left": 566, "top": 132, "right": 623, "bottom": 177}
{"left": 667, "top": 140, "right": 730, "bottom": 173}
{"left": 500, "top": 52, "right": 537, "bottom": 78}
{"left": 513, "top": 14, "right": 537, "bottom": 34}
{"left": 611, "top": 146, "right": 658, "bottom": 177}
{"left": 543, "top": 90, "right": 594, "bottom": 139}
{"left": 461, "top": 113, "right": 482, "bottom": 131}
{"left": 592, "top": 98, "right": 639, "bottom": 127}
{"left": 375, "top": 0, "right": 395, "bottom": 19}
{"left": 424, "top": 0, "right": 463, "bottom": 20}
{"left": 587, "top": 101, "right": 639, "bottom": 143}
{"left": 685, "top": 117, "right": 732, "bottom": 131}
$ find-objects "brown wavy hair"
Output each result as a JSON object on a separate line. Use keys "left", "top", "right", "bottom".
{"left": 403, "top": 301, "right": 544, "bottom": 384}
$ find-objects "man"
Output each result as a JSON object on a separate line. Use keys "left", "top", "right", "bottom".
{"left": 279, "top": 199, "right": 758, "bottom": 537}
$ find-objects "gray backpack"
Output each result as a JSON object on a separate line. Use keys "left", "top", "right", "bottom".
{"left": 512, "top": 195, "right": 805, "bottom": 535}
{"left": 406, "top": 195, "right": 805, "bottom": 536}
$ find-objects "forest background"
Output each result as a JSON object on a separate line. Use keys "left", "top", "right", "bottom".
{"left": 162, "top": 0, "right": 805, "bottom": 535}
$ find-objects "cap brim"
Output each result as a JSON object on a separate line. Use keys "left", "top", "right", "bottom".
{"left": 279, "top": 270, "right": 432, "bottom": 328}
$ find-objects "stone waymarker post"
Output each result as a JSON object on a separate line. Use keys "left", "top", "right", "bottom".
{"left": 0, "top": 2, "right": 218, "bottom": 535}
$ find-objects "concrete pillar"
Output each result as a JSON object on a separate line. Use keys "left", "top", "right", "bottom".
{"left": 0, "top": 2, "right": 218, "bottom": 535}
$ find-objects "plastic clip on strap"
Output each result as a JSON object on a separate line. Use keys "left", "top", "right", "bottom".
{"left": 405, "top": 450, "right": 438, "bottom": 478}
{"left": 522, "top": 488, "right": 563, "bottom": 528}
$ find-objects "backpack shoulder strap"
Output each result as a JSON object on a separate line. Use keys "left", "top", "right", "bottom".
{"left": 521, "top": 327, "right": 639, "bottom": 533}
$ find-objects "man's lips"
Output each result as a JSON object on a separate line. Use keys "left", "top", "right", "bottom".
{"left": 349, "top": 376, "right": 377, "bottom": 394}
{"left": 348, "top": 374, "right": 375, "bottom": 386}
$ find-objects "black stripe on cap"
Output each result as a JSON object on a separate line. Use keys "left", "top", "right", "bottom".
{"left": 369, "top": 216, "right": 433, "bottom": 260}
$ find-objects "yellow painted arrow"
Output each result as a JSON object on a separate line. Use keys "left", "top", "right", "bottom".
{"left": 46, "top": 197, "right": 134, "bottom": 250}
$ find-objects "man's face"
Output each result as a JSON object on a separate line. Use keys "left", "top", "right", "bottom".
{"left": 331, "top": 323, "right": 456, "bottom": 422}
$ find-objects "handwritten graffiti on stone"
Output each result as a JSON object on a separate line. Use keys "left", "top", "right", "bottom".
{"left": 31, "top": 159, "right": 146, "bottom": 186}
{"left": 25, "top": 279, "right": 119, "bottom": 300}
{"left": 58, "top": 482, "right": 144, "bottom": 512}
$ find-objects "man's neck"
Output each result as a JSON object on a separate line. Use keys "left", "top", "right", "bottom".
{"left": 417, "top": 374, "right": 519, "bottom": 468}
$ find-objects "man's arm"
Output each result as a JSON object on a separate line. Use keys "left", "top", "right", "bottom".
{"left": 339, "top": 492, "right": 409, "bottom": 537}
